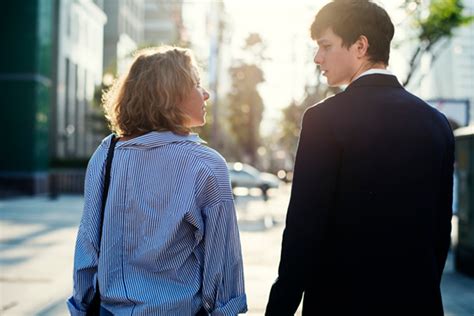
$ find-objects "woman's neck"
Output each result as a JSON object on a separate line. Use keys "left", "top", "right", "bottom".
{"left": 118, "top": 131, "right": 149, "bottom": 141}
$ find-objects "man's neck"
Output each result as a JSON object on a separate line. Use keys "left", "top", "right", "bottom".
{"left": 349, "top": 61, "right": 387, "bottom": 83}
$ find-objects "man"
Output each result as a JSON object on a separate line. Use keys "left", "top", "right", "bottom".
{"left": 266, "top": 1, "right": 454, "bottom": 315}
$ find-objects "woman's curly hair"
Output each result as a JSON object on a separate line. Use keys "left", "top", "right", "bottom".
{"left": 103, "top": 46, "right": 200, "bottom": 136}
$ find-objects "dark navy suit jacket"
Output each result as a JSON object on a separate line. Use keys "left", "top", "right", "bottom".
{"left": 266, "top": 74, "right": 454, "bottom": 315}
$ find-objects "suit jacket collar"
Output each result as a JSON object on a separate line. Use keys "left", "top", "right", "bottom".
{"left": 346, "top": 74, "right": 403, "bottom": 91}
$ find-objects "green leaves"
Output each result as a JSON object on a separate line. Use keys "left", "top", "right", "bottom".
{"left": 419, "top": 0, "right": 472, "bottom": 43}
{"left": 402, "top": 0, "right": 473, "bottom": 86}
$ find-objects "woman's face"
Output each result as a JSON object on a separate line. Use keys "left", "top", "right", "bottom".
{"left": 180, "top": 79, "right": 210, "bottom": 128}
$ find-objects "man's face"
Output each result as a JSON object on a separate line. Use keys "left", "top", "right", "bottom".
{"left": 314, "top": 28, "right": 360, "bottom": 86}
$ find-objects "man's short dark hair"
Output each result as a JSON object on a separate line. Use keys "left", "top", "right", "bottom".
{"left": 310, "top": 0, "right": 395, "bottom": 65}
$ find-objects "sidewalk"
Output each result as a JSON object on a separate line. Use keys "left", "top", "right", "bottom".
{"left": 0, "top": 196, "right": 82, "bottom": 315}
{"left": 1, "top": 189, "right": 473, "bottom": 315}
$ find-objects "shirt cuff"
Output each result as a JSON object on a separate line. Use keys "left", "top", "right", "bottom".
{"left": 211, "top": 294, "right": 248, "bottom": 316}
{"left": 66, "top": 297, "right": 88, "bottom": 316}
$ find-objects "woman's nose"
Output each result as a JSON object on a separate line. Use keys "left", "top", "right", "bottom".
{"left": 203, "top": 89, "right": 210, "bottom": 101}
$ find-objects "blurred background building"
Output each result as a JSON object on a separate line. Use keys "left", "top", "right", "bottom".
{"left": 182, "top": 0, "right": 229, "bottom": 149}
{"left": 144, "top": 0, "right": 185, "bottom": 46}
{"left": 0, "top": 0, "right": 225, "bottom": 196}
{"left": 1, "top": 1, "right": 57, "bottom": 195}
{"left": 1, "top": 0, "right": 472, "bottom": 196}
{"left": 102, "top": 0, "right": 144, "bottom": 76}
{"left": 53, "top": 0, "right": 106, "bottom": 160}
{"left": 424, "top": 0, "right": 474, "bottom": 126}
{"left": 0, "top": 1, "right": 109, "bottom": 195}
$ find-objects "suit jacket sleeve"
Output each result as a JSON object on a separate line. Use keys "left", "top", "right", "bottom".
{"left": 435, "top": 125, "right": 454, "bottom": 280}
{"left": 266, "top": 105, "right": 341, "bottom": 315}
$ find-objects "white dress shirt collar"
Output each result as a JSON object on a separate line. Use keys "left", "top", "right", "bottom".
{"left": 353, "top": 68, "right": 394, "bottom": 82}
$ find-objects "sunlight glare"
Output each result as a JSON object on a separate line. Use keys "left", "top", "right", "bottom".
{"left": 223, "top": 0, "right": 407, "bottom": 135}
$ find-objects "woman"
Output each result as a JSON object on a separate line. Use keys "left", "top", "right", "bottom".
{"left": 67, "top": 46, "right": 247, "bottom": 315}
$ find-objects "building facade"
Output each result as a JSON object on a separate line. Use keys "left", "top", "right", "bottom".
{"left": 53, "top": 0, "right": 107, "bottom": 159}
{"left": 0, "top": 0, "right": 107, "bottom": 196}
{"left": 182, "top": 0, "right": 230, "bottom": 148}
{"left": 0, "top": 1, "right": 57, "bottom": 195}
{"left": 143, "top": 0, "right": 185, "bottom": 46}
{"left": 423, "top": 1, "right": 474, "bottom": 125}
{"left": 102, "top": 0, "right": 144, "bottom": 76}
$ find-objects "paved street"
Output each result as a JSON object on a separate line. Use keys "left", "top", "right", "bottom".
{"left": 1, "top": 185, "right": 473, "bottom": 315}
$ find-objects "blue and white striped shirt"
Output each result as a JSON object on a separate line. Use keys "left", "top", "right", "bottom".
{"left": 67, "top": 132, "right": 247, "bottom": 315}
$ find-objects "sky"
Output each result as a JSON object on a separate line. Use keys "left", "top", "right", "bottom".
{"left": 222, "top": 0, "right": 408, "bottom": 135}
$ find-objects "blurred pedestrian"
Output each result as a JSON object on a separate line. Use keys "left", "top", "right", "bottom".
{"left": 266, "top": 1, "right": 454, "bottom": 315}
{"left": 67, "top": 46, "right": 247, "bottom": 315}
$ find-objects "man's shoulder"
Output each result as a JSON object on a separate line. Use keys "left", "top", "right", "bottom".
{"left": 304, "top": 92, "right": 346, "bottom": 119}
{"left": 397, "top": 89, "right": 450, "bottom": 122}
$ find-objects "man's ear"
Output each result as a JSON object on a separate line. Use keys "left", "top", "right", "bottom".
{"left": 355, "top": 35, "right": 369, "bottom": 58}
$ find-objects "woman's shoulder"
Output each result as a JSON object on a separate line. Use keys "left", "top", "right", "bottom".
{"left": 188, "top": 144, "right": 233, "bottom": 204}
{"left": 187, "top": 143, "right": 228, "bottom": 170}
{"left": 86, "top": 134, "right": 114, "bottom": 168}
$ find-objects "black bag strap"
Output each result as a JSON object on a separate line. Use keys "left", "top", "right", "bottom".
{"left": 98, "top": 135, "right": 118, "bottom": 250}
{"left": 88, "top": 135, "right": 117, "bottom": 316}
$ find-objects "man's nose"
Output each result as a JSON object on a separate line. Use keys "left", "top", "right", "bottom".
{"left": 314, "top": 50, "right": 322, "bottom": 65}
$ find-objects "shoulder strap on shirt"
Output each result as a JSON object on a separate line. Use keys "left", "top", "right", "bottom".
{"left": 98, "top": 135, "right": 118, "bottom": 249}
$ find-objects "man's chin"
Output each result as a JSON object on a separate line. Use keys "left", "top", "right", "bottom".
{"left": 327, "top": 78, "right": 348, "bottom": 87}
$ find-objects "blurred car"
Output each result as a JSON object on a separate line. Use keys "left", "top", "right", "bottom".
{"left": 227, "top": 162, "right": 280, "bottom": 192}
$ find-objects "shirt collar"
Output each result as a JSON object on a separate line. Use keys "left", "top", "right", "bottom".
{"left": 352, "top": 68, "right": 394, "bottom": 82}
{"left": 101, "top": 131, "right": 206, "bottom": 149}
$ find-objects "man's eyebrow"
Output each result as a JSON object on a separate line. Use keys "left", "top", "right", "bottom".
{"left": 317, "top": 39, "right": 330, "bottom": 45}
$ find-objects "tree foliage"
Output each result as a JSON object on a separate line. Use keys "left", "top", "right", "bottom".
{"left": 401, "top": 0, "right": 473, "bottom": 86}
{"left": 227, "top": 33, "right": 266, "bottom": 165}
{"left": 279, "top": 70, "right": 342, "bottom": 163}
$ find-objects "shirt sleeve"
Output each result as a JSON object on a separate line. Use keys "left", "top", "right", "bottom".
{"left": 199, "top": 182, "right": 247, "bottom": 315}
{"left": 67, "top": 224, "right": 98, "bottom": 316}
{"left": 67, "top": 149, "right": 105, "bottom": 315}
